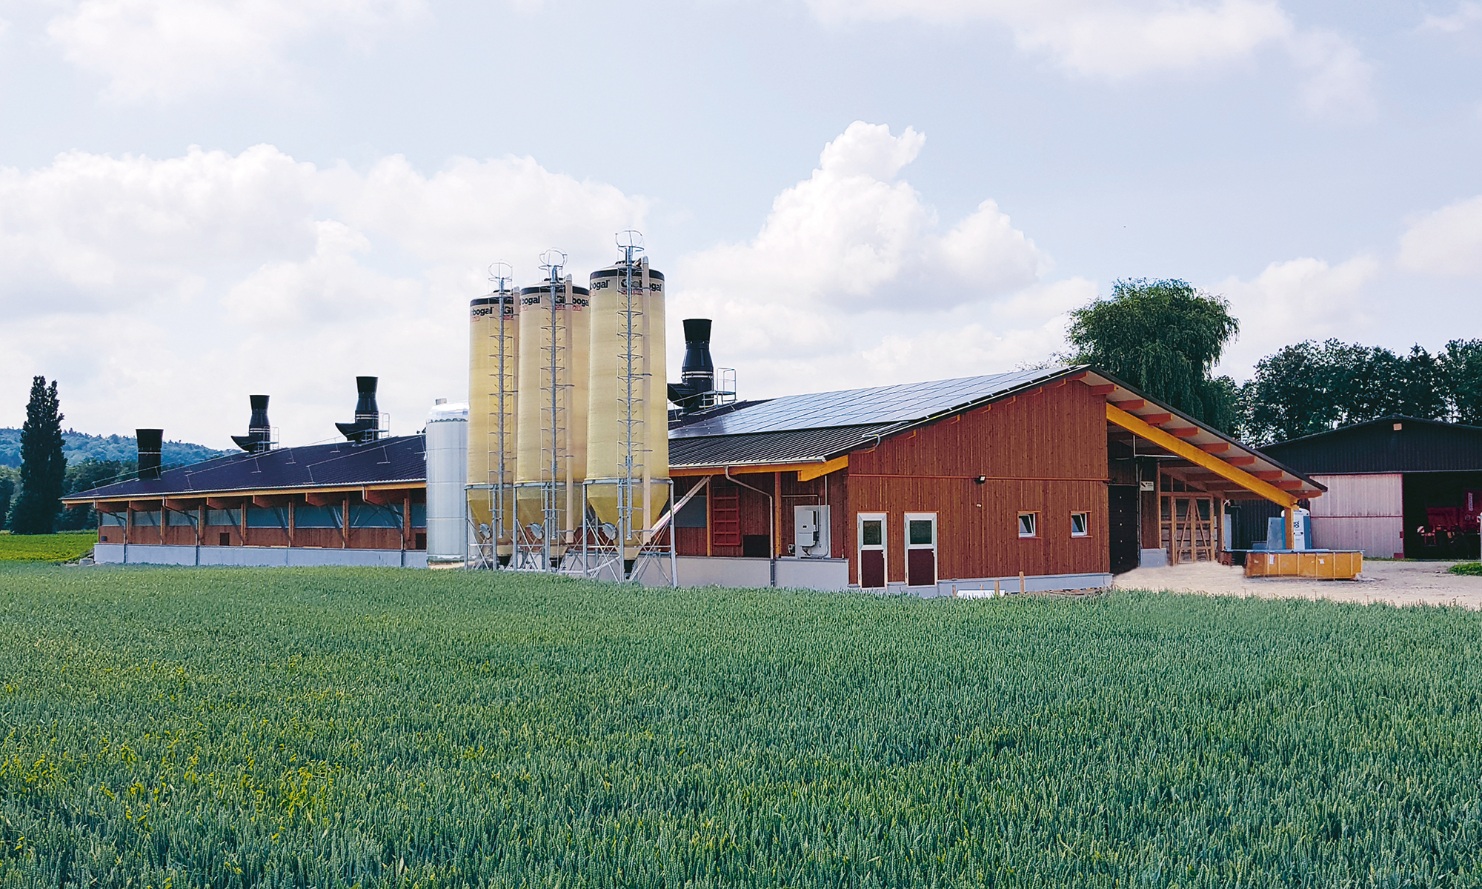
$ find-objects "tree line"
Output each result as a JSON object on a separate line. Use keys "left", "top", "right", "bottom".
{"left": 1067, "top": 279, "right": 1482, "bottom": 445}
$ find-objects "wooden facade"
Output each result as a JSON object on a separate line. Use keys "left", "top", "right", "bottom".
{"left": 95, "top": 487, "right": 427, "bottom": 553}
{"left": 673, "top": 379, "right": 1112, "bottom": 587}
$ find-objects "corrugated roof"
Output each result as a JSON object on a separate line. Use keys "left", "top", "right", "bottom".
{"left": 669, "top": 367, "right": 1070, "bottom": 439}
{"left": 65, "top": 435, "right": 426, "bottom": 502}
{"left": 1262, "top": 416, "right": 1482, "bottom": 474}
{"left": 669, "top": 425, "right": 896, "bottom": 468}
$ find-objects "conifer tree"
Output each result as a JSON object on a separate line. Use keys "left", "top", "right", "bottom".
{"left": 11, "top": 376, "right": 66, "bottom": 535}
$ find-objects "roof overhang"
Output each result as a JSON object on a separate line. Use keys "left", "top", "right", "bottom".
{"left": 62, "top": 480, "right": 424, "bottom": 508}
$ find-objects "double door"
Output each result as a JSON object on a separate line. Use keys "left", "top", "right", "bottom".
{"left": 857, "top": 512, "right": 937, "bottom": 589}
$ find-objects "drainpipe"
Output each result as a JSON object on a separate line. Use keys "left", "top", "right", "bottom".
{"left": 724, "top": 466, "right": 776, "bottom": 587}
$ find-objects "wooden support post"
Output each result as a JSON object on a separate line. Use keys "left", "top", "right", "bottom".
{"left": 1285, "top": 506, "right": 1296, "bottom": 550}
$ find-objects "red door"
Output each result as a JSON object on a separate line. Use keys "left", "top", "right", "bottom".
{"left": 858, "top": 514, "right": 886, "bottom": 588}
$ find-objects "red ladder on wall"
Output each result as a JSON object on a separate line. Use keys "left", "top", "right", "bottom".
{"left": 711, "top": 485, "right": 741, "bottom": 547}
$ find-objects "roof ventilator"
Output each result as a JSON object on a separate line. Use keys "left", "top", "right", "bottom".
{"left": 135, "top": 428, "right": 163, "bottom": 480}
{"left": 231, "top": 395, "right": 275, "bottom": 453}
{"left": 336, "top": 376, "right": 384, "bottom": 444}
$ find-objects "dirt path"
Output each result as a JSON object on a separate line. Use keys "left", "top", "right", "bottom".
{"left": 1113, "top": 560, "right": 1482, "bottom": 609}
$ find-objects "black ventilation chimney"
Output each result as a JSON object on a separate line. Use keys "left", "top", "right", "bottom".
{"left": 336, "top": 376, "right": 381, "bottom": 443}
{"left": 136, "top": 428, "right": 163, "bottom": 480}
{"left": 667, "top": 318, "right": 715, "bottom": 414}
{"left": 231, "top": 395, "right": 273, "bottom": 453}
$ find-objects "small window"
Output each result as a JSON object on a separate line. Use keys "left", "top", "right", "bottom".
{"left": 908, "top": 519, "right": 934, "bottom": 546}
{"left": 675, "top": 495, "right": 708, "bottom": 529}
{"left": 1071, "top": 512, "right": 1089, "bottom": 537}
{"left": 100, "top": 512, "right": 125, "bottom": 527}
{"left": 1017, "top": 512, "right": 1038, "bottom": 538}
{"left": 862, "top": 521, "right": 883, "bottom": 547}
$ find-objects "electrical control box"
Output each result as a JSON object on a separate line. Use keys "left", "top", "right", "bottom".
{"left": 794, "top": 505, "right": 831, "bottom": 558}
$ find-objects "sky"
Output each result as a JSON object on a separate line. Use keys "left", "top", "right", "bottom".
{"left": 0, "top": 0, "right": 1479, "bottom": 449}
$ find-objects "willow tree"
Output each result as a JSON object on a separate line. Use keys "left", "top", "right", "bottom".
{"left": 1067, "top": 278, "right": 1240, "bottom": 432}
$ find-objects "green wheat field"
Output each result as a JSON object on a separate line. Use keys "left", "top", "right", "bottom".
{"left": 2, "top": 562, "right": 1480, "bottom": 887}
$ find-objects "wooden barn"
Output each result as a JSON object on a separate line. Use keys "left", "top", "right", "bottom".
{"left": 665, "top": 366, "right": 1322, "bottom": 593}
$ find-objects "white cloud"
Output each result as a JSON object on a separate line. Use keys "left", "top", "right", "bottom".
{"left": 1213, "top": 255, "right": 1381, "bottom": 376}
{"left": 1398, "top": 194, "right": 1482, "bottom": 276}
{"left": 46, "top": 0, "right": 424, "bottom": 101}
{"left": 670, "top": 121, "right": 1065, "bottom": 399}
{"left": 0, "top": 144, "right": 647, "bottom": 445}
{"left": 1287, "top": 30, "right": 1375, "bottom": 121}
{"left": 1420, "top": 2, "right": 1482, "bottom": 34}
{"left": 804, "top": 0, "right": 1293, "bottom": 77}
{"left": 801, "top": 0, "right": 1374, "bottom": 120}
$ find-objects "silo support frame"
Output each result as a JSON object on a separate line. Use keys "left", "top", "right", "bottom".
{"left": 575, "top": 478, "right": 679, "bottom": 586}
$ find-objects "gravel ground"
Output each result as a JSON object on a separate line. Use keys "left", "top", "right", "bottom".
{"left": 1113, "top": 559, "right": 1482, "bottom": 609}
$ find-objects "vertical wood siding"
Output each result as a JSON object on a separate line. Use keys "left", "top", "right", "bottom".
{"left": 845, "top": 381, "right": 1109, "bottom": 584}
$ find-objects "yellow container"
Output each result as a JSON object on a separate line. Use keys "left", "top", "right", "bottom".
{"left": 513, "top": 279, "right": 591, "bottom": 549}
{"left": 585, "top": 258, "right": 670, "bottom": 541}
{"left": 1244, "top": 550, "right": 1363, "bottom": 580}
{"left": 467, "top": 291, "right": 519, "bottom": 553}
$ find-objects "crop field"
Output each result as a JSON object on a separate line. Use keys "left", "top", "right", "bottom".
{"left": 0, "top": 531, "right": 96, "bottom": 564}
{"left": 3, "top": 566, "right": 1482, "bottom": 887}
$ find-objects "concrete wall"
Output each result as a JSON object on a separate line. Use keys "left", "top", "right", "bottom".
{"left": 93, "top": 543, "right": 428, "bottom": 568}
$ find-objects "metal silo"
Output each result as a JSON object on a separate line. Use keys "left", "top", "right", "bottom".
{"left": 425, "top": 399, "right": 469, "bottom": 563}
{"left": 466, "top": 264, "right": 519, "bottom": 566}
{"left": 584, "top": 235, "right": 670, "bottom": 571}
{"left": 513, "top": 251, "right": 590, "bottom": 566}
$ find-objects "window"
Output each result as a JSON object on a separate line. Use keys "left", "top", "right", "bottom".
{"left": 351, "top": 504, "right": 402, "bottom": 529}
{"left": 100, "top": 512, "right": 125, "bottom": 527}
{"left": 132, "top": 510, "right": 160, "bottom": 528}
{"left": 1017, "top": 512, "right": 1038, "bottom": 538}
{"left": 167, "top": 510, "right": 196, "bottom": 527}
{"left": 675, "top": 494, "right": 708, "bottom": 529}
{"left": 1071, "top": 512, "right": 1090, "bottom": 537}
{"left": 295, "top": 504, "right": 340, "bottom": 529}
{"left": 206, "top": 509, "right": 239, "bottom": 527}
{"left": 410, "top": 502, "right": 428, "bottom": 530}
{"left": 246, "top": 506, "right": 286, "bottom": 529}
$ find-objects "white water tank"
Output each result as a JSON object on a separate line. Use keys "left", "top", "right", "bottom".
{"left": 425, "top": 400, "right": 469, "bottom": 563}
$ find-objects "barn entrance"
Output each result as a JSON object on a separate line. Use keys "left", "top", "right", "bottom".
{"left": 1108, "top": 485, "right": 1140, "bottom": 574}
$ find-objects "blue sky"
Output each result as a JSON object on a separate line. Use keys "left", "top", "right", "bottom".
{"left": 1, "top": 0, "right": 1479, "bottom": 447}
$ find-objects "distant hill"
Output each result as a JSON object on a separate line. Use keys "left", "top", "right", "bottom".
{"left": 0, "top": 428, "right": 227, "bottom": 469}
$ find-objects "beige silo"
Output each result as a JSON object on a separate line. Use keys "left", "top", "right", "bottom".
{"left": 585, "top": 257, "right": 670, "bottom": 543}
{"left": 513, "top": 278, "right": 591, "bottom": 553}
{"left": 467, "top": 289, "right": 519, "bottom": 558}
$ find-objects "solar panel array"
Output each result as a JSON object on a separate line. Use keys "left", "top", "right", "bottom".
{"left": 669, "top": 367, "right": 1073, "bottom": 439}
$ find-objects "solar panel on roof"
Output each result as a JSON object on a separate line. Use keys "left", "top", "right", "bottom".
{"left": 668, "top": 367, "right": 1071, "bottom": 439}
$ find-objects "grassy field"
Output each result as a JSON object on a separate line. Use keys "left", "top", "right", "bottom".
{"left": 0, "top": 530, "right": 96, "bottom": 563}
{"left": 1451, "top": 562, "right": 1482, "bottom": 576}
{"left": 3, "top": 566, "right": 1481, "bottom": 887}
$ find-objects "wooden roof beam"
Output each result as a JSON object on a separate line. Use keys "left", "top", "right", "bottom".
{"left": 1110, "top": 399, "right": 1146, "bottom": 411}
{"left": 1140, "top": 412, "right": 1173, "bottom": 425}
{"left": 1106, "top": 404, "right": 1297, "bottom": 508}
{"left": 1199, "top": 442, "right": 1231, "bottom": 454}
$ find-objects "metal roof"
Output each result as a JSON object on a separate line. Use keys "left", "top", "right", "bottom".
{"left": 65, "top": 435, "right": 426, "bottom": 503}
{"left": 1261, "top": 416, "right": 1482, "bottom": 475}
{"left": 669, "top": 367, "right": 1069, "bottom": 439}
{"left": 669, "top": 424, "right": 897, "bottom": 468}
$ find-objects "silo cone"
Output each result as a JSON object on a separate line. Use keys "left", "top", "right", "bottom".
{"left": 585, "top": 257, "right": 670, "bottom": 555}
{"left": 467, "top": 292, "right": 519, "bottom": 557}
{"left": 513, "top": 279, "right": 591, "bottom": 555}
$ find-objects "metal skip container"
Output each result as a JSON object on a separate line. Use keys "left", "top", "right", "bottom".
{"left": 514, "top": 276, "right": 591, "bottom": 555}
{"left": 467, "top": 285, "right": 519, "bottom": 558}
{"left": 584, "top": 255, "right": 670, "bottom": 551}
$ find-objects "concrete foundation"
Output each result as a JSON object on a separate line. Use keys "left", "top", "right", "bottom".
{"left": 93, "top": 543, "right": 428, "bottom": 568}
